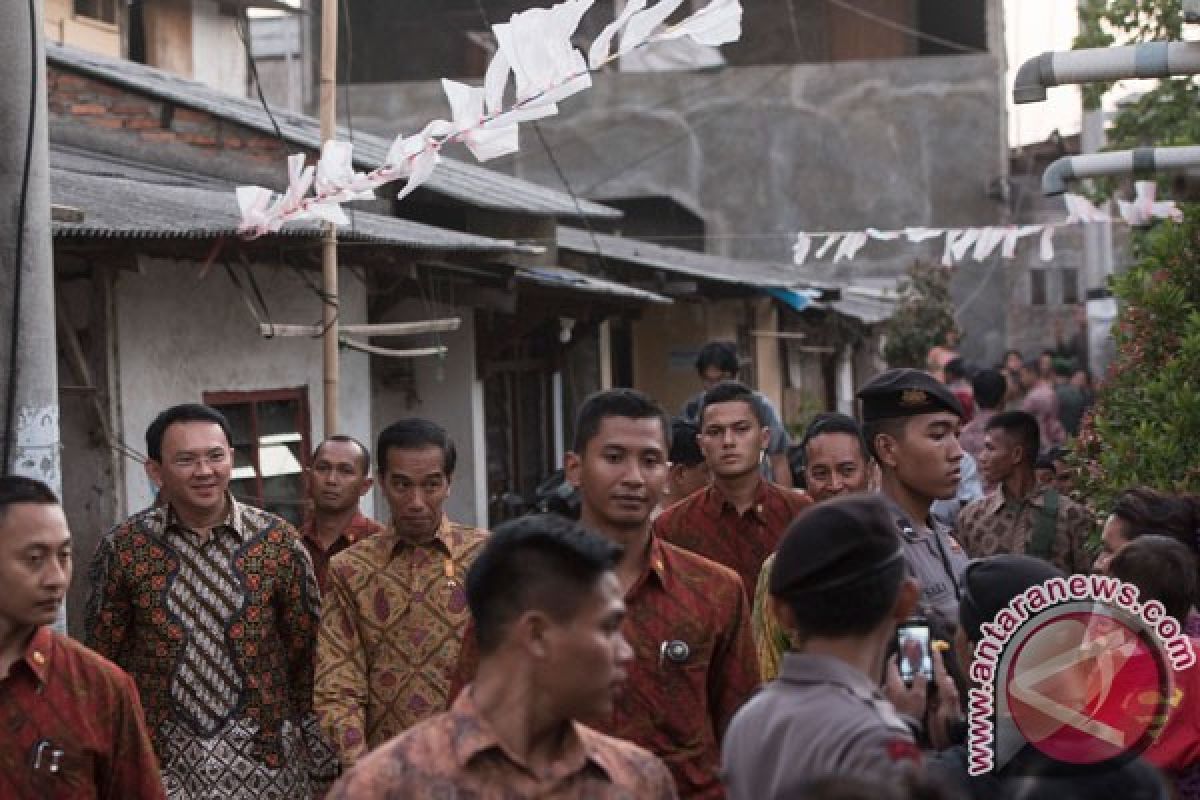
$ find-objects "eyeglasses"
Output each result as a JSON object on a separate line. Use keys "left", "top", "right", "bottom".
{"left": 168, "top": 450, "right": 230, "bottom": 470}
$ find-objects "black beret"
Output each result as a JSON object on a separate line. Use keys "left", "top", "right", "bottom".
{"left": 958, "top": 555, "right": 1064, "bottom": 642}
{"left": 770, "top": 494, "right": 904, "bottom": 597}
{"left": 856, "top": 368, "right": 965, "bottom": 422}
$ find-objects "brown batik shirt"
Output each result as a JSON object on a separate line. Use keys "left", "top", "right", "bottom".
{"left": 326, "top": 689, "right": 678, "bottom": 799}
{"left": 314, "top": 515, "right": 488, "bottom": 768}
{"left": 957, "top": 485, "right": 1092, "bottom": 574}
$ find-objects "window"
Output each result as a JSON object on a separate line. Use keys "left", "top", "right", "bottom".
{"left": 1061, "top": 267, "right": 1079, "bottom": 306}
{"left": 203, "top": 388, "right": 311, "bottom": 527}
{"left": 74, "top": 0, "right": 118, "bottom": 24}
{"left": 1030, "top": 268, "right": 1047, "bottom": 307}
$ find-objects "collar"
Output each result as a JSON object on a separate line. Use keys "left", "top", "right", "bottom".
{"left": 163, "top": 493, "right": 249, "bottom": 541}
{"left": 387, "top": 514, "right": 455, "bottom": 557}
{"left": 880, "top": 493, "right": 939, "bottom": 542}
{"left": 300, "top": 510, "right": 375, "bottom": 546}
{"left": 699, "top": 478, "right": 771, "bottom": 520}
{"left": 450, "top": 687, "right": 612, "bottom": 781}
{"left": 779, "top": 652, "right": 880, "bottom": 699}
{"left": 983, "top": 483, "right": 1046, "bottom": 517}
{"left": 20, "top": 626, "right": 54, "bottom": 685}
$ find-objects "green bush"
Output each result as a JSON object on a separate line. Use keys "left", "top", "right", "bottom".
{"left": 1074, "top": 205, "right": 1200, "bottom": 512}
{"left": 882, "top": 262, "right": 957, "bottom": 369}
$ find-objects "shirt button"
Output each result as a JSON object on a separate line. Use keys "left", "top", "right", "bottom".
{"left": 756, "top": 505, "right": 764, "bottom": 514}
{"left": 32, "top": 651, "right": 45, "bottom": 665}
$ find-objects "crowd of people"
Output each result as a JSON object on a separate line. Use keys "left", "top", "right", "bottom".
{"left": 1, "top": 337, "right": 1199, "bottom": 799}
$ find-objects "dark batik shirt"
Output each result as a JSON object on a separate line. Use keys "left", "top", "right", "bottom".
{"left": 298, "top": 511, "right": 387, "bottom": 595}
{"left": 652, "top": 480, "right": 813, "bottom": 601}
{"left": 454, "top": 535, "right": 760, "bottom": 799}
{"left": 327, "top": 688, "right": 678, "bottom": 799}
{"left": 0, "top": 626, "right": 166, "bottom": 800}
{"left": 86, "top": 497, "right": 337, "bottom": 799}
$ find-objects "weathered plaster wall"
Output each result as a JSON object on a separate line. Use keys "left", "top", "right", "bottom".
{"left": 346, "top": 53, "right": 1011, "bottom": 366}
{"left": 112, "top": 262, "right": 372, "bottom": 517}
{"left": 631, "top": 299, "right": 743, "bottom": 416}
{"left": 369, "top": 299, "right": 485, "bottom": 529}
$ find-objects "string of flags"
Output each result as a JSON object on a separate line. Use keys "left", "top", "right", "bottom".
{"left": 235, "top": 0, "right": 743, "bottom": 237}
{"left": 792, "top": 182, "right": 1184, "bottom": 268}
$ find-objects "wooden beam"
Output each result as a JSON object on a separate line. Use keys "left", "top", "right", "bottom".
{"left": 261, "top": 318, "right": 461, "bottom": 338}
{"left": 338, "top": 338, "right": 448, "bottom": 359}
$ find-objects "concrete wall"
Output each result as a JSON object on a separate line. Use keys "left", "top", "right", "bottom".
{"left": 112, "top": 261, "right": 372, "bottom": 516}
{"left": 345, "top": 51, "right": 1012, "bottom": 366}
{"left": 631, "top": 299, "right": 743, "bottom": 416}
{"left": 370, "top": 299, "right": 486, "bottom": 529}
{"left": 191, "top": 0, "right": 249, "bottom": 98}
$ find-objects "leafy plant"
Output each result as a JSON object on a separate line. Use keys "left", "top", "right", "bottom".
{"left": 881, "top": 262, "right": 957, "bottom": 369}
{"left": 1073, "top": 204, "right": 1200, "bottom": 512}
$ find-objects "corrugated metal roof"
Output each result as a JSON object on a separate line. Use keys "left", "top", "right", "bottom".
{"left": 47, "top": 43, "right": 621, "bottom": 220}
{"left": 557, "top": 226, "right": 799, "bottom": 289}
{"left": 50, "top": 152, "right": 534, "bottom": 253}
{"left": 516, "top": 266, "right": 670, "bottom": 304}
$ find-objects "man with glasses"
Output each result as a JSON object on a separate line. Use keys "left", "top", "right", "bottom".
{"left": 86, "top": 403, "right": 336, "bottom": 799}
{"left": 653, "top": 381, "right": 812, "bottom": 602}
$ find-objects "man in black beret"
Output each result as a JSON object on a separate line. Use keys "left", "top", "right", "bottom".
{"left": 857, "top": 368, "right": 970, "bottom": 629}
{"left": 722, "top": 494, "right": 946, "bottom": 796}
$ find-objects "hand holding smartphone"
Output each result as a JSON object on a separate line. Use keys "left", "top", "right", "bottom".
{"left": 896, "top": 617, "right": 933, "bottom": 687}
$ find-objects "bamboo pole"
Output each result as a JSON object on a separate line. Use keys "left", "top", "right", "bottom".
{"left": 319, "top": 0, "right": 339, "bottom": 435}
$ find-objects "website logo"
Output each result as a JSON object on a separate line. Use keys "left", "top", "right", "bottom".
{"left": 967, "top": 574, "right": 1195, "bottom": 775}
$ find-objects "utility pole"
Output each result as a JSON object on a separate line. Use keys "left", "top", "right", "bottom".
{"left": 319, "top": 0, "right": 339, "bottom": 436}
{"left": 1, "top": 0, "right": 66, "bottom": 631}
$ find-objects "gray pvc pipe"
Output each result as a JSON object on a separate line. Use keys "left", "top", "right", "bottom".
{"left": 1014, "top": 41, "right": 1200, "bottom": 104}
{"left": 1043, "top": 146, "right": 1200, "bottom": 195}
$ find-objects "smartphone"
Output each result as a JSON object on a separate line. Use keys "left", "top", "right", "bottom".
{"left": 896, "top": 617, "right": 933, "bottom": 686}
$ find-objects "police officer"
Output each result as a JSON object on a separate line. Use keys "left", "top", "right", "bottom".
{"left": 857, "top": 369, "right": 970, "bottom": 629}
{"left": 721, "top": 494, "right": 930, "bottom": 797}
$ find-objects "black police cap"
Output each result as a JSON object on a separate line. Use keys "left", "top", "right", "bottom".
{"left": 770, "top": 494, "right": 904, "bottom": 597}
{"left": 856, "top": 368, "right": 964, "bottom": 422}
{"left": 959, "top": 555, "right": 1064, "bottom": 643}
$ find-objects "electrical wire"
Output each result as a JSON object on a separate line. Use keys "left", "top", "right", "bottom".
{"left": 236, "top": 13, "right": 286, "bottom": 141}
{"left": 4, "top": 0, "right": 39, "bottom": 471}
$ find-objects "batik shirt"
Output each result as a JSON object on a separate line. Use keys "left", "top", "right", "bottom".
{"left": 453, "top": 535, "right": 760, "bottom": 799}
{"left": 751, "top": 552, "right": 791, "bottom": 681}
{"left": 314, "top": 515, "right": 488, "bottom": 768}
{"left": 652, "top": 480, "right": 812, "bottom": 601}
{"left": 327, "top": 688, "right": 678, "bottom": 799}
{"left": 957, "top": 486, "right": 1092, "bottom": 574}
{"left": 86, "top": 497, "right": 337, "bottom": 800}
{"left": 298, "top": 512, "right": 386, "bottom": 595}
{"left": 0, "top": 626, "right": 166, "bottom": 800}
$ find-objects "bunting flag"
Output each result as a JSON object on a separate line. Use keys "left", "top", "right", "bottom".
{"left": 791, "top": 183, "right": 1183, "bottom": 268}
{"left": 236, "top": 0, "right": 744, "bottom": 237}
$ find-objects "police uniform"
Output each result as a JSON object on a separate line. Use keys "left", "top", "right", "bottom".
{"left": 721, "top": 496, "right": 922, "bottom": 798}
{"left": 858, "top": 369, "right": 970, "bottom": 629}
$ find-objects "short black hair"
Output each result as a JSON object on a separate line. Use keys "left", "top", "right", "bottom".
{"left": 698, "top": 381, "right": 764, "bottom": 426}
{"left": 572, "top": 388, "right": 670, "bottom": 454}
{"left": 376, "top": 418, "right": 457, "bottom": 477}
{"left": 1004, "top": 349, "right": 1023, "bottom": 361}
{"left": 1112, "top": 488, "right": 1200, "bottom": 556}
{"left": 694, "top": 340, "right": 740, "bottom": 376}
{"left": 971, "top": 368, "right": 1007, "bottom": 411}
{"left": 669, "top": 417, "right": 704, "bottom": 467}
{"left": 1109, "top": 535, "right": 1197, "bottom": 624}
{"left": 0, "top": 475, "right": 60, "bottom": 526}
{"left": 943, "top": 358, "right": 967, "bottom": 381}
{"left": 800, "top": 412, "right": 868, "bottom": 461}
{"left": 467, "top": 513, "right": 622, "bottom": 654}
{"left": 985, "top": 411, "right": 1040, "bottom": 465}
{"left": 312, "top": 434, "right": 371, "bottom": 475}
{"left": 145, "top": 404, "right": 232, "bottom": 463}
{"left": 861, "top": 416, "right": 909, "bottom": 463}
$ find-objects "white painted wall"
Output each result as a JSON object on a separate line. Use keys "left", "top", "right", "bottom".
{"left": 113, "top": 260, "right": 372, "bottom": 518}
{"left": 192, "top": 0, "right": 250, "bottom": 98}
{"left": 369, "top": 300, "right": 485, "bottom": 529}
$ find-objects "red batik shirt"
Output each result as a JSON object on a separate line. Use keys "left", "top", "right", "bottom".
{"left": 652, "top": 480, "right": 813, "bottom": 601}
{"left": 298, "top": 511, "right": 387, "bottom": 594}
{"left": 453, "top": 535, "right": 760, "bottom": 799}
{"left": 0, "top": 626, "right": 166, "bottom": 800}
